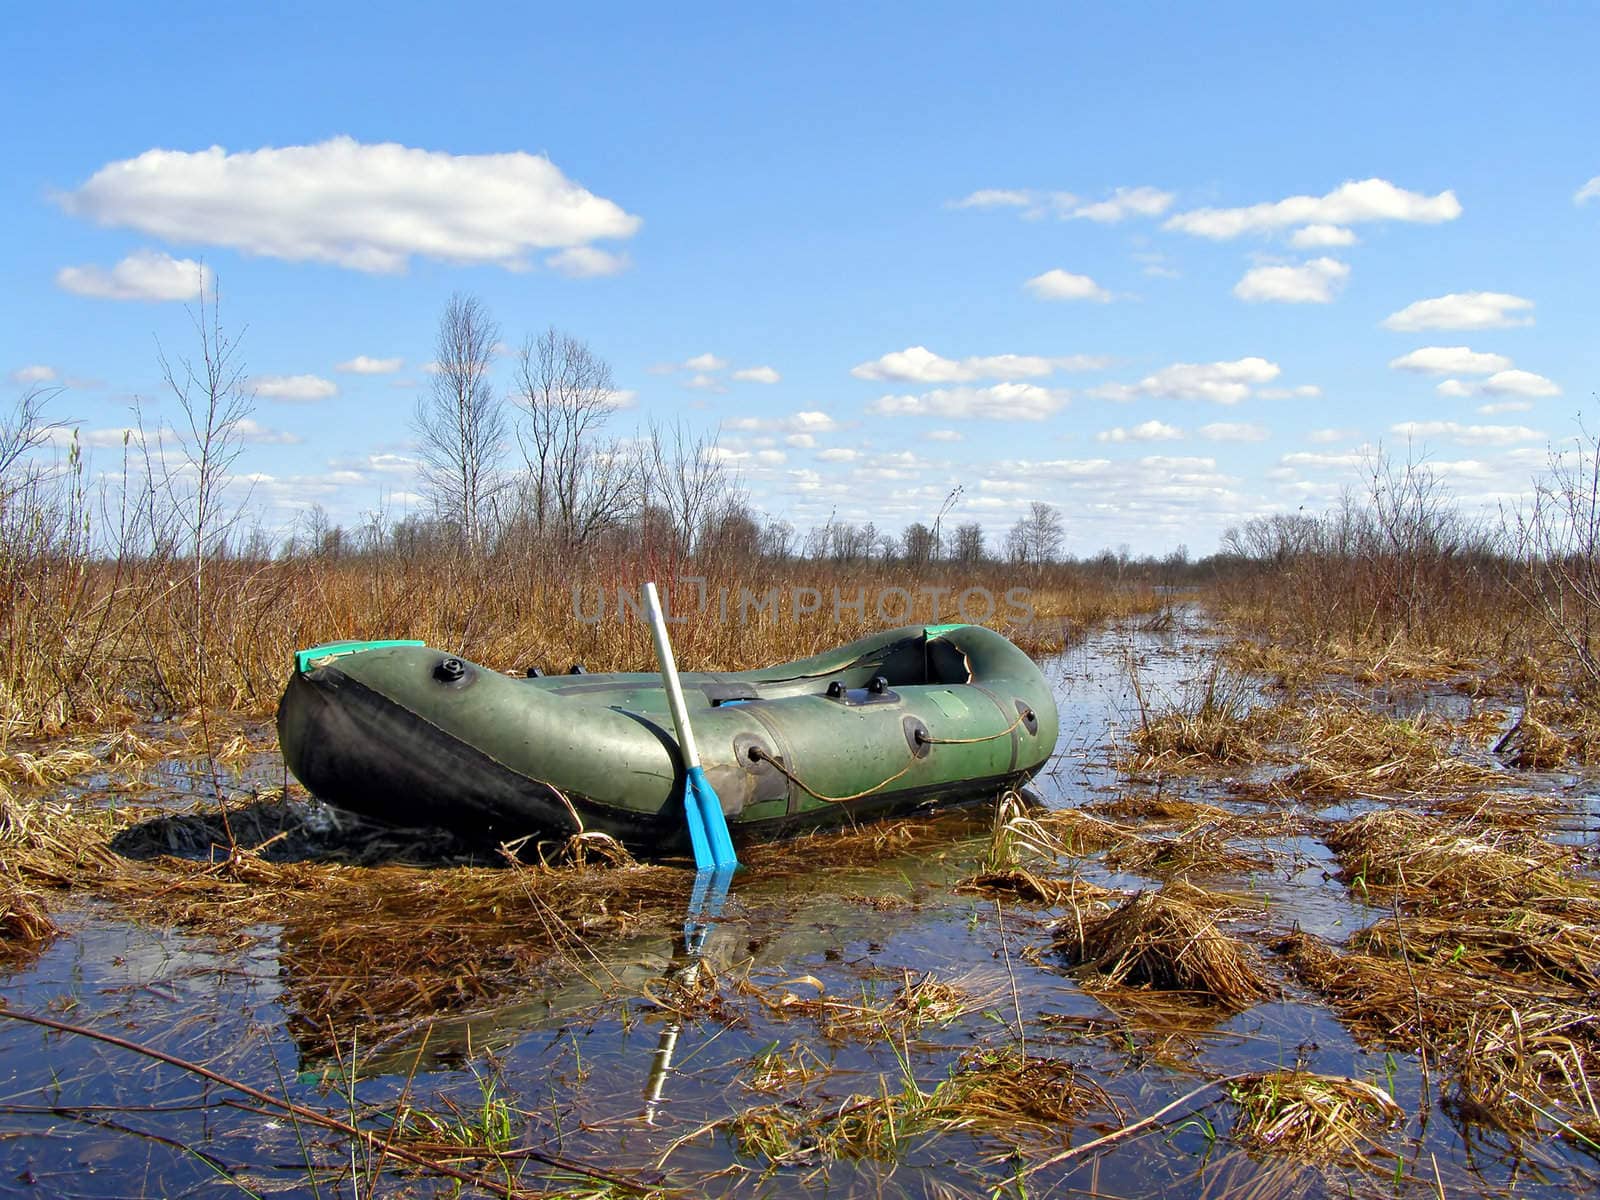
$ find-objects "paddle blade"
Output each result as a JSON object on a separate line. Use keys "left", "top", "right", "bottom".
{"left": 686, "top": 764, "right": 739, "bottom": 869}
{"left": 682, "top": 777, "right": 713, "bottom": 869}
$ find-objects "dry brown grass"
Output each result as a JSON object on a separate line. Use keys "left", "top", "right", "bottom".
{"left": 1322, "top": 810, "right": 1589, "bottom": 904}
{"left": 722, "top": 1047, "right": 1107, "bottom": 1166}
{"left": 1103, "top": 823, "right": 1272, "bottom": 880}
{"left": 0, "top": 549, "right": 1156, "bottom": 735}
{"left": 753, "top": 967, "right": 1010, "bottom": 1042}
{"left": 1, "top": 790, "right": 695, "bottom": 1053}
{"left": 1054, "top": 885, "right": 1273, "bottom": 1009}
{"left": 1027, "top": 808, "right": 1141, "bottom": 855}
{"left": 1225, "top": 1070, "right": 1403, "bottom": 1162}
{"left": 1275, "top": 700, "right": 1503, "bottom": 797}
{"left": 1353, "top": 901, "right": 1600, "bottom": 993}
{"left": 1, "top": 877, "right": 56, "bottom": 959}
{"left": 1277, "top": 928, "right": 1600, "bottom": 1143}
{"left": 1496, "top": 693, "right": 1600, "bottom": 769}
{"left": 1124, "top": 660, "right": 1268, "bottom": 773}
{"left": 1087, "top": 794, "right": 1233, "bottom": 825}
{"left": 954, "top": 869, "right": 1121, "bottom": 908}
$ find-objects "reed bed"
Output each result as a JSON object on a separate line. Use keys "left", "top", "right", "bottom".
{"left": 2, "top": 788, "right": 697, "bottom": 1053}
{"left": 723, "top": 1048, "right": 1106, "bottom": 1166}
{"left": 1322, "top": 810, "right": 1589, "bottom": 904}
{"left": 1224, "top": 1070, "right": 1402, "bottom": 1162}
{"left": 1028, "top": 808, "right": 1142, "bottom": 855}
{"left": 1103, "top": 823, "right": 1272, "bottom": 880}
{"left": 1494, "top": 693, "right": 1600, "bottom": 769}
{"left": 954, "top": 869, "right": 1122, "bottom": 908}
{"left": 1275, "top": 699, "right": 1504, "bottom": 798}
{"left": 1277, "top": 928, "right": 1600, "bottom": 1142}
{"left": 1125, "top": 661, "right": 1267, "bottom": 772}
{"left": 1087, "top": 794, "right": 1233, "bottom": 826}
{"left": 754, "top": 968, "right": 1010, "bottom": 1042}
{"left": 1353, "top": 901, "right": 1600, "bottom": 993}
{"left": 1053, "top": 885, "right": 1273, "bottom": 1009}
{"left": 1, "top": 877, "right": 56, "bottom": 959}
{"left": 0, "top": 543, "right": 1156, "bottom": 736}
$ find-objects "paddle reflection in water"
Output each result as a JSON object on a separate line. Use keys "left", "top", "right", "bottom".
{"left": 643, "top": 864, "right": 736, "bottom": 1123}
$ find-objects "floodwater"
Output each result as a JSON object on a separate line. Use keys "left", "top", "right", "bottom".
{"left": 3, "top": 610, "right": 1597, "bottom": 1198}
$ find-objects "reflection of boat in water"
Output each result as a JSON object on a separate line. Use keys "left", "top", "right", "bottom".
{"left": 278, "top": 624, "right": 1059, "bottom": 854}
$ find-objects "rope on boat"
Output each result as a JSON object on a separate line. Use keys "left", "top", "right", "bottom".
{"left": 921, "top": 708, "right": 1032, "bottom": 745}
{"left": 749, "top": 747, "right": 919, "bottom": 803}
{"left": 747, "top": 707, "right": 1034, "bottom": 804}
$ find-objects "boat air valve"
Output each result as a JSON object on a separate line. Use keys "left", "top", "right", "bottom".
{"left": 434, "top": 658, "right": 466, "bottom": 682}
{"left": 868, "top": 675, "right": 889, "bottom": 695}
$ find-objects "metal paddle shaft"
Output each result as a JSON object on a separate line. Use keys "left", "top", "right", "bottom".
{"left": 642, "top": 582, "right": 739, "bottom": 870}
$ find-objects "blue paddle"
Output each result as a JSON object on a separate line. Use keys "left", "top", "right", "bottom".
{"left": 642, "top": 582, "right": 739, "bottom": 871}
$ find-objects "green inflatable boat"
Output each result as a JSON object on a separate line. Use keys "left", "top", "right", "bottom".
{"left": 277, "top": 623, "right": 1059, "bottom": 856}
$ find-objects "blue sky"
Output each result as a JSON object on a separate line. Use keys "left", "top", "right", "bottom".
{"left": 4, "top": 2, "right": 1597, "bottom": 555}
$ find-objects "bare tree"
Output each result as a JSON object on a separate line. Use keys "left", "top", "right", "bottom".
{"left": 414, "top": 293, "right": 504, "bottom": 552}
{"left": 901, "top": 521, "right": 937, "bottom": 564}
{"left": 1005, "top": 501, "right": 1064, "bottom": 565}
{"left": 639, "top": 420, "right": 743, "bottom": 553}
{"left": 510, "top": 326, "right": 635, "bottom": 546}
{"left": 1506, "top": 423, "right": 1600, "bottom": 688}
{"left": 950, "top": 521, "right": 985, "bottom": 564}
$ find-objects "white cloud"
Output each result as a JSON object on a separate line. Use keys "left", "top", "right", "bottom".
{"left": 1308, "top": 428, "right": 1352, "bottom": 444}
{"left": 1025, "top": 269, "right": 1111, "bottom": 302}
{"left": 924, "top": 429, "right": 963, "bottom": 442}
{"left": 545, "top": 246, "right": 630, "bottom": 278}
{"left": 950, "top": 188, "right": 1035, "bottom": 209}
{"left": 726, "top": 410, "right": 838, "bottom": 435}
{"left": 1477, "top": 399, "right": 1534, "bottom": 415}
{"left": 1432, "top": 370, "right": 1559, "bottom": 400}
{"left": 1389, "top": 421, "right": 1543, "bottom": 447}
{"left": 1069, "top": 186, "right": 1175, "bottom": 223}
{"left": 1282, "top": 449, "right": 1371, "bottom": 470}
{"left": 870, "top": 382, "right": 1068, "bottom": 421}
{"left": 950, "top": 185, "right": 1171, "bottom": 223}
{"left": 1389, "top": 346, "right": 1513, "bottom": 375}
{"left": 786, "top": 433, "right": 816, "bottom": 448}
{"left": 1381, "top": 291, "right": 1534, "bottom": 331}
{"left": 1483, "top": 368, "right": 1560, "bottom": 397}
{"left": 1255, "top": 384, "right": 1322, "bottom": 400}
{"left": 253, "top": 374, "right": 337, "bottom": 401}
{"left": 684, "top": 352, "right": 727, "bottom": 371}
{"left": 850, "top": 345, "right": 1108, "bottom": 383}
{"left": 1097, "top": 357, "right": 1281, "bottom": 405}
{"left": 234, "top": 418, "right": 302, "bottom": 445}
{"left": 1576, "top": 177, "right": 1600, "bottom": 205}
{"left": 1098, "top": 420, "right": 1182, "bottom": 442}
{"left": 9, "top": 364, "right": 56, "bottom": 385}
{"left": 684, "top": 373, "right": 724, "bottom": 392}
{"left": 1289, "top": 224, "right": 1357, "bottom": 248}
{"left": 60, "top": 137, "right": 640, "bottom": 273}
{"left": 1200, "top": 421, "right": 1270, "bottom": 442}
{"left": 56, "top": 250, "right": 213, "bottom": 301}
{"left": 1165, "top": 178, "right": 1461, "bottom": 239}
{"left": 336, "top": 355, "right": 403, "bottom": 374}
{"left": 732, "top": 365, "right": 781, "bottom": 384}
{"left": 1233, "top": 257, "right": 1349, "bottom": 303}
{"left": 817, "top": 447, "right": 861, "bottom": 463}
